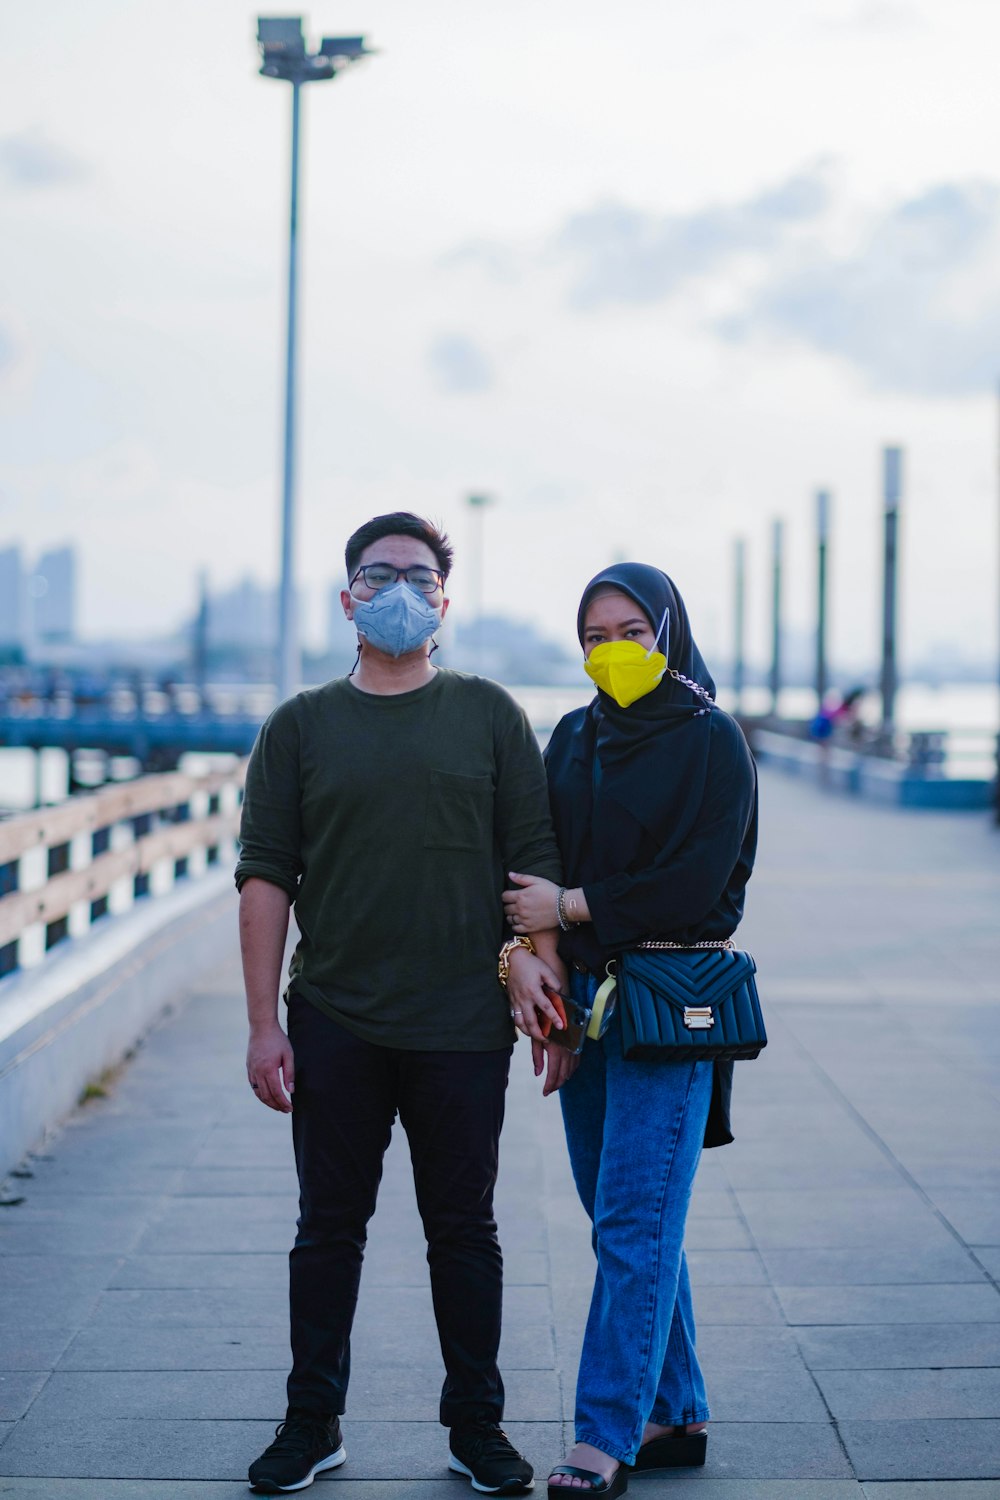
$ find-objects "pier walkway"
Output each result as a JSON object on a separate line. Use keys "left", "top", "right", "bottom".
{"left": 1, "top": 767, "right": 999, "bottom": 1498}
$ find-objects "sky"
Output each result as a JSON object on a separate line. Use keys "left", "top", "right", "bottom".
{"left": 1, "top": 0, "right": 999, "bottom": 674}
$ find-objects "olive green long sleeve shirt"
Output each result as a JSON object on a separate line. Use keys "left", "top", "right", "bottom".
{"left": 235, "top": 670, "right": 562, "bottom": 1051}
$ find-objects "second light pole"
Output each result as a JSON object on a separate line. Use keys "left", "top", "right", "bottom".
{"left": 769, "top": 518, "right": 784, "bottom": 716}
{"left": 466, "top": 493, "right": 495, "bottom": 672}
{"left": 880, "top": 446, "right": 903, "bottom": 737}
{"left": 257, "top": 18, "right": 373, "bottom": 702}
{"left": 815, "top": 489, "right": 831, "bottom": 710}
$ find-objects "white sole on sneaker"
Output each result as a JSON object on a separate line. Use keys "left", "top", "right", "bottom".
{"left": 448, "top": 1452, "right": 535, "bottom": 1494}
{"left": 256, "top": 1443, "right": 346, "bottom": 1493}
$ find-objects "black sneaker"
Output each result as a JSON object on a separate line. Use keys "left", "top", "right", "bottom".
{"left": 448, "top": 1419, "right": 534, "bottom": 1494}
{"left": 248, "top": 1407, "right": 346, "bottom": 1493}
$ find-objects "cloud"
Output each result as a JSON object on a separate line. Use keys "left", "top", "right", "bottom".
{"left": 440, "top": 165, "right": 1000, "bottom": 397}
{"left": 817, "top": 1, "right": 924, "bottom": 34}
{"left": 0, "top": 325, "right": 15, "bottom": 373}
{"left": 553, "top": 166, "right": 831, "bottom": 307}
{"left": 427, "top": 333, "right": 496, "bottom": 394}
{"left": 0, "top": 129, "right": 88, "bottom": 189}
{"left": 725, "top": 181, "right": 1000, "bottom": 394}
{"left": 550, "top": 168, "right": 1000, "bottom": 396}
{"left": 439, "top": 240, "right": 522, "bottom": 284}
{"left": 0, "top": 317, "right": 33, "bottom": 395}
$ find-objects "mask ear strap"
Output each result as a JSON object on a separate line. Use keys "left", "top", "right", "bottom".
{"left": 646, "top": 606, "right": 670, "bottom": 660}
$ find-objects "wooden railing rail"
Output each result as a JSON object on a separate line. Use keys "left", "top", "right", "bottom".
{"left": 0, "top": 768, "right": 241, "bottom": 865}
{"left": 0, "top": 764, "right": 246, "bottom": 980}
{"left": 0, "top": 816, "right": 236, "bottom": 949}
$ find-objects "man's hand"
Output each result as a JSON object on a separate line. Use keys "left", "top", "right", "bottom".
{"left": 506, "top": 947, "right": 569, "bottom": 1041}
{"left": 239, "top": 879, "right": 294, "bottom": 1112}
{"left": 531, "top": 1037, "right": 582, "bottom": 1096}
{"left": 247, "top": 1022, "right": 295, "bottom": 1113}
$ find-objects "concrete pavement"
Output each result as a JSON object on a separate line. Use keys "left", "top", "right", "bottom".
{"left": 1, "top": 766, "right": 999, "bottom": 1498}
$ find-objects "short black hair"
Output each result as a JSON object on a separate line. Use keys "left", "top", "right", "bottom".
{"left": 345, "top": 512, "right": 454, "bottom": 583}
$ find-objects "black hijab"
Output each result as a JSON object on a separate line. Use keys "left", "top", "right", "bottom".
{"left": 558, "top": 563, "right": 719, "bottom": 884}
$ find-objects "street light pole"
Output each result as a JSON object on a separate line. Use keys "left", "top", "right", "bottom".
{"left": 815, "top": 489, "right": 831, "bottom": 711}
{"left": 193, "top": 570, "right": 210, "bottom": 705}
{"left": 732, "top": 536, "right": 746, "bottom": 716}
{"left": 769, "top": 518, "right": 783, "bottom": 717}
{"left": 880, "top": 446, "right": 903, "bottom": 738}
{"left": 277, "top": 77, "right": 302, "bottom": 707}
{"left": 256, "top": 18, "right": 373, "bottom": 703}
{"left": 995, "top": 384, "right": 1000, "bottom": 823}
{"left": 466, "top": 493, "right": 494, "bottom": 672}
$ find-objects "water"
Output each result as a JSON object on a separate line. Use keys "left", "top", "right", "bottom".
{"left": 1, "top": 681, "right": 997, "bottom": 813}
{"left": 513, "top": 680, "right": 999, "bottom": 731}
{"left": 512, "top": 681, "right": 999, "bottom": 778}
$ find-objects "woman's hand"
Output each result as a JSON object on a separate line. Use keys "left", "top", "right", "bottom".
{"left": 504, "top": 874, "right": 592, "bottom": 933}
{"left": 532, "top": 1038, "right": 582, "bottom": 1097}
{"left": 506, "top": 947, "right": 568, "bottom": 1042}
{"left": 503, "top": 873, "right": 560, "bottom": 934}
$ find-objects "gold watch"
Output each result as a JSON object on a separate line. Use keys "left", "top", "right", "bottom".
{"left": 498, "top": 935, "right": 535, "bottom": 989}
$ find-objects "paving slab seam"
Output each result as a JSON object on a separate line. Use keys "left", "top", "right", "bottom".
{"left": 716, "top": 1084, "right": 863, "bottom": 1479}
{"left": 13, "top": 1364, "right": 57, "bottom": 1427}
{"left": 719, "top": 1194, "right": 863, "bottom": 1476}
{"left": 539, "top": 1117, "right": 576, "bottom": 1432}
{"left": 771, "top": 1013, "right": 1000, "bottom": 1295}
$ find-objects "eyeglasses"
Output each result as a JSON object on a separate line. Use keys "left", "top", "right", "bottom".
{"left": 350, "top": 563, "right": 445, "bottom": 595}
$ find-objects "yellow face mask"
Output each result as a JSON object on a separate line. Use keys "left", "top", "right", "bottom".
{"left": 584, "top": 640, "right": 667, "bottom": 707}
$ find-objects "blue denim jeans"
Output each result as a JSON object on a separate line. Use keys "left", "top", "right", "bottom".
{"left": 558, "top": 970, "right": 713, "bottom": 1466}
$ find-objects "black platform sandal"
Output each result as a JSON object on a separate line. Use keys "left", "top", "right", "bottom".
{"left": 630, "top": 1428, "right": 707, "bottom": 1471}
{"left": 547, "top": 1463, "right": 628, "bottom": 1497}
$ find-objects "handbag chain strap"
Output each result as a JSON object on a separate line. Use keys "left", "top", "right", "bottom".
{"left": 664, "top": 666, "right": 716, "bottom": 714}
{"left": 637, "top": 938, "right": 735, "bottom": 950}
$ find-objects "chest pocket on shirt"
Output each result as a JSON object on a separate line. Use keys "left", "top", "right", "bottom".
{"left": 424, "top": 769, "right": 492, "bottom": 851}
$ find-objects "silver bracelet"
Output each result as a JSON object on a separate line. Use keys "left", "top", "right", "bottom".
{"left": 557, "top": 887, "right": 574, "bottom": 932}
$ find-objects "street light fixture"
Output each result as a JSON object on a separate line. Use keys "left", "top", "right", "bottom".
{"left": 256, "top": 16, "right": 374, "bottom": 702}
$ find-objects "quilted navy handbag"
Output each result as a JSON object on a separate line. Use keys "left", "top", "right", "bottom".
{"left": 617, "top": 941, "right": 766, "bottom": 1062}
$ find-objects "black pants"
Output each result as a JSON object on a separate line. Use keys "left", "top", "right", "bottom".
{"left": 285, "top": 995, "right": 512, "bottom": 1427}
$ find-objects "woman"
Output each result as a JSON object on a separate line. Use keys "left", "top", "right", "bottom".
{"left": 503, "top": 563, "right": 757, "bottom": 1497}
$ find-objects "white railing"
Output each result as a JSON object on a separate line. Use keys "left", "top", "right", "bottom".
{"left": 0, "top": 766, "right": 245, "bottom": 980}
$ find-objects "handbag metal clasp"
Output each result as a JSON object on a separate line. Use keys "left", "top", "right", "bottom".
{"left": 683, "top": 1006, "right": 714, "bottom": 1030}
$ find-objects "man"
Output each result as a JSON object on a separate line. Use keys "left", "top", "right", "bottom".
{"left": 237, "top": 512, "right": 565, "bottom": 1495}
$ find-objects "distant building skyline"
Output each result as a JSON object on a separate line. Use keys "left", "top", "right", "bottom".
{"left": 0, "top": 542, "right": 77, "bottom": 648}
{"left": 32, "top": 546, "right": 76, "bottom": 643}
{"left": 0, "top": 540, "right": 995, "bottom": 689}
{"left": 0, "top": 547, "right": 27, "bottom": 647}
{"left": 206, "top": 576, "right": 285, "bottom": 652}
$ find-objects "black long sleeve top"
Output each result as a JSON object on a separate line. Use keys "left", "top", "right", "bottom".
{"left": 544, "top": 705, "right": 758, "bottom": 1145}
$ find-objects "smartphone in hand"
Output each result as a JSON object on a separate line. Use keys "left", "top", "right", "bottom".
{"left": 539, "top": 983, "right": 589, "bottom": 1054}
